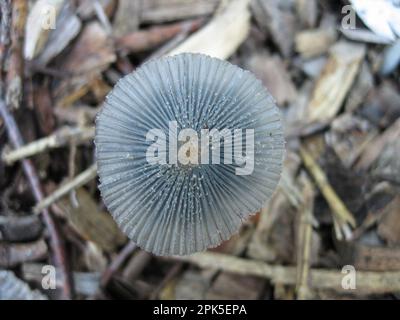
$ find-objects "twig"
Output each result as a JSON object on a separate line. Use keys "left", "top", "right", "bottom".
{"left": 0, "top": 99, "right": 73, "bottom": 299}
{"left": 0, "top": 0, "right": 72, "bottom": 299}
{"left": 6, "top": 0, "right": 27, "bottom": 110}
{"left": 175, "top": 252, "right": 400, "bottom": 294}
{"left": 0, "top": 0, "right": 11, "bottom": 72}
{"left": 101, "top": 241, "right": 137, "bottom": 288}
{"left": 279, "top": 170, "right": 303, "bottom": 208}
{"left": 33, "top": 164, "right": 98, "bottom": 214}
{"left": 122, "top": 250, "right": 152, "bottom": 283}
{"left": 299, "top": 145, "right": 356, "bottom": 240}
{"left": 2, "top": 126, "right": 94, "bottom": 165}
{"left": 149, "top": 262, "right": 183, "bottom": 300}
{"left": 296, "top": 174, "right": 315, "bottom": 299}
{"left": 68, "top": 139, "right": 78, "bottom": 208}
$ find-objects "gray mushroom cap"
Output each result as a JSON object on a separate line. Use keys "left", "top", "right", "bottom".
{"left": 95, "top": 53, "right": 285, "bottom": 256}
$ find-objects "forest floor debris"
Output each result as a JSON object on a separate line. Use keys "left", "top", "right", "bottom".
{"left": 0, "top": 0, "right": 399, "bottom": 300}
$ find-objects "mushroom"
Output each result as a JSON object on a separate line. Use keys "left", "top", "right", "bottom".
{"left": 95, "top": 53, "right": 285, "bottom": 256}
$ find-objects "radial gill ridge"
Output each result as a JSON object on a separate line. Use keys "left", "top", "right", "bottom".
{"left": 95, "top": 53, "right": 285, "bottom": 256}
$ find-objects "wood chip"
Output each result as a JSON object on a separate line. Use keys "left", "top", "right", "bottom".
{"left": 247, "top": 190, "right": 295, "bottom": 262}
{"left": 345, "top": 61, "right": 374, "bottom": 113}
{"left": 168, "top": 0, "right": 250, "bottom": 59}
{"left": 0, "top": 270, "right": 48, "bottom": 300}
{"left": 360, "top": 82, "right": 400, "bottom": 129}
{"left": 116, "top": 19, "right": 203, "bottom": 53}
{"left": 112, "top": 0, "right": 141, "bottom": 37}
{"left": 374, "top": 138, "right": 400, "bottom": 184}
{"left": 295, "top": 0, "right": 318, "bottom": 28}
{"left": 206, "top": 272, "right": 265, "bottom": 299}
{"left": 61, "top": 22, "right": 116, "bottom": 74}
{"left": 246, "top": 53, "right": 297, "bottom": 105}
{"left": 122, "top": 251, "right": 152, "bottom": 283}
{"left": 380, "top": 39, "right": 400, "bottom": 75}
{"left": 295, "top": 28, "right": 336, "bottom": 59}
{"left": 325, "top": 114, "right": 378, "bottom": 168}
{"left": 58, "top": 188, "right": 126, "bottom": 252}
{"left": 297, "top": 56, "right": 328, "bottom": 79}
{"left": 24, "top": 0, "right": 65, "bottom": 60}
{"left": 356, "top": 118, "right": 400, "bottom": 171}
{"left": 341, "top": 243, "right": 400, "bottom": 271}
{"left": 33, "top": 84, "right": 57, "bottom": 135}
{"left": 377, "top": 196, "right": 400, "bottom": 247}
{"left": 0, "top": 215, "right": 42, "bottom": 242}
{"left": 340, "top": 28, "right": 393, "bottom": 45}
{"left": 307, "top": 41, "right": 366, "bottom": 124}
{"left": 251, "top": 0, "right": 296, "bottom": 57}
{"left": 35, "top": 2, "right": 82, "bottom": 66}
{"left": 0, "top": 240, "right": 47, "bottom": 268}
{"left": 22, "top": 263, "right": 100, "bottom": 296}
{"left": 77, "top": 0, "right": 115, "bottom": 20}
{"left": 175, "top": 270, "right": 213, "bottom": 299}
{"left": 141, "top": 0, "right": 219, "bottom": 24}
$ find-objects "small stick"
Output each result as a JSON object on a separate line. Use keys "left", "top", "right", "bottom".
{"left": 296, "top": 174, "right": 315, "bottom": 299}
{"left": 5, "top": 0, "right": 27, "bottom": 110}
{"left": 122, "top": 250, "right": 152, "bottom": 283}
{"left": 149, "top": 262, "right": 183, "bottom": 300}
{"left": 68, "top": 139, "right": 78, "bottom": 207}
{"left": 101, "top": 241, "right": 137, "bottom": 288}
{"left": 175, "top": 252, "right": 400, "bottom": 293}
{"left": 0, "top": 0, "right": 11, "bottom": 72}
{"left": 279, "top": 171, "right": 303, "bottom": 208}
{"left": 0, "top": 100, "right": 73, "bottom": 299}
{"left": 34, "top": 164, "right": 98, "bottom": 214}
{"left": 2, "top": 126, "right": 95, "bottom": 165}
{"left": 0, "top": 0, "right": 72, "bottom": 299}
{"left": 299, "top": 146, "right": 356, "bottom": 239}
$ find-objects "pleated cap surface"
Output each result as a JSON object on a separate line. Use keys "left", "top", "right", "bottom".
{"left": 95, "top": 53, "right": 285, "bottom": 256}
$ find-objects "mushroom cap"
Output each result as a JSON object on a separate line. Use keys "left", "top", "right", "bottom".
{"left": 95, "top": 53, "right": 285, "bottom": 256}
